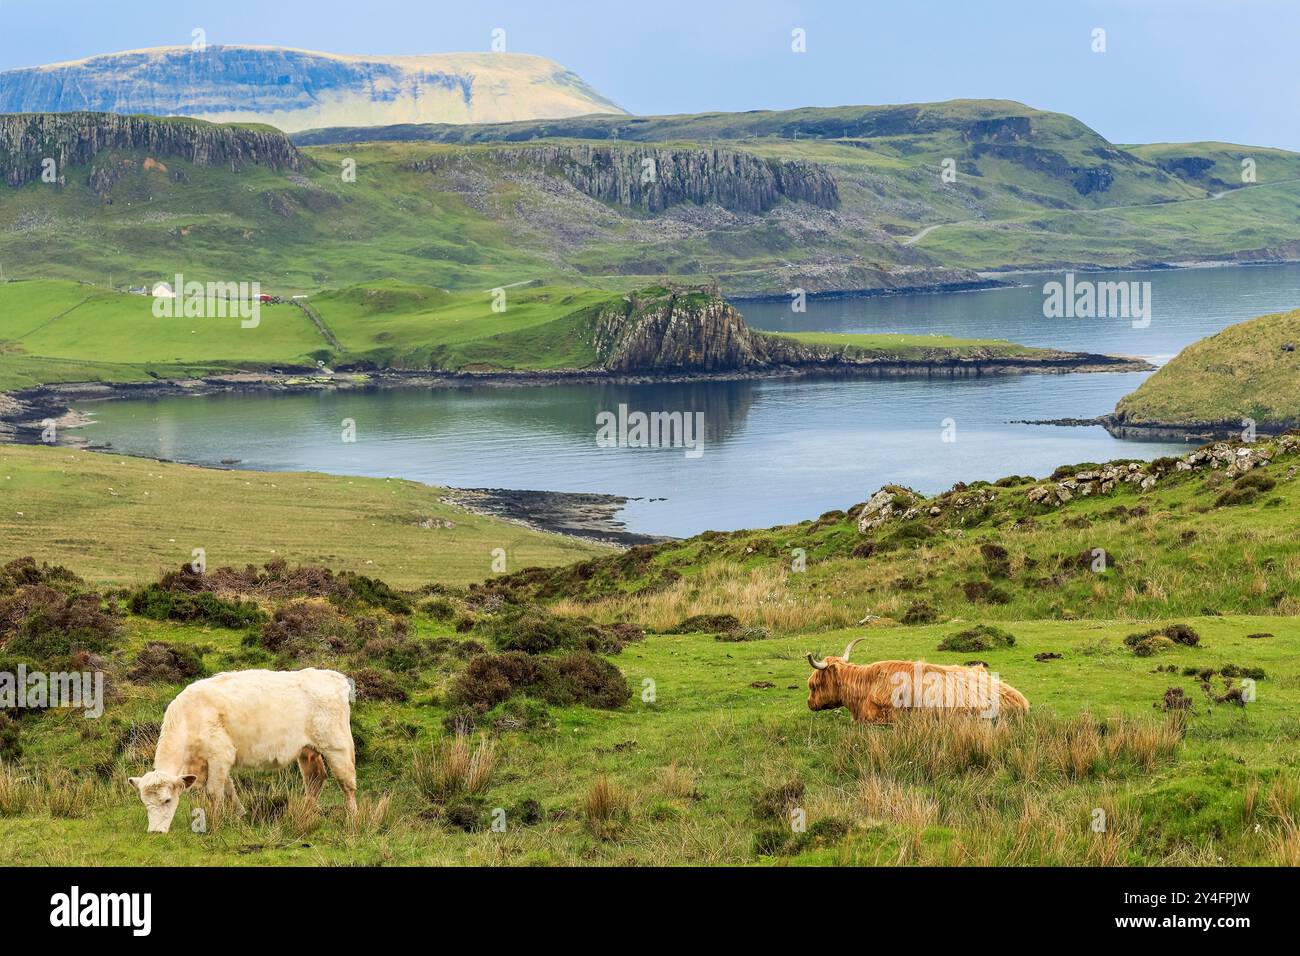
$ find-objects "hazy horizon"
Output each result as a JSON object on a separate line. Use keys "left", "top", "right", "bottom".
{"left": 1, "top": 0, "right": 1298, "bottom": 150}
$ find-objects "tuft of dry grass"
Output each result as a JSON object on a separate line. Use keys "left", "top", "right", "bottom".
{"left": 553, "top": 563, "right": 859, "bottom": 634}
{"left": 658, "top": 762, "right": 699, "bottom": 801}
{"left": 584, "top": 774, "right": 629, "bottom": 826}
{"left": 347, "top": 793, "right": 394, "bottom": 837}
{"left": 44, "top": 771, "right": 96, "bottom": 819}
{"left": 0, "top": 763, "right": 36, "bottom": 817}
{"left": 412, "top": 734, "right": 497, "bottom": 804}
{"left": 836, "top": 711, "right": 1182, "bottom": 784}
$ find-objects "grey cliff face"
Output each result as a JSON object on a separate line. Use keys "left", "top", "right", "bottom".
{"left": 412, "top": 144, "right": 839, "bottom": 215}
{"left": 0, "top": 112, "right": 301, "bottom": 189}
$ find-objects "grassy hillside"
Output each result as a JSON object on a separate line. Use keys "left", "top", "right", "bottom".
{"left": 2, "top": 434, "right": 1299, "bottom": 865}
{"left": 0, "top": 444, "right": 606, "bottom": 588}
{"left": 2, "top": 104, "right": 1298, "bottom": 301}
{"left": 0, "top": 278, "right": 1076, "bottom": 391}
{"left": 1114, "top": 308, "right": 1300, "bottom": 428}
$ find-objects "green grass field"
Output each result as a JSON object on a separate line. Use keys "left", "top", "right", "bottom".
{"left": 0, "top": 444, "right": 606, "bottom": 588}
{"left": 1, "top": 435, "right": 1299, "bottom": 865}
{"left": 3, "top": 610, "right": 1297, "bottom": 866}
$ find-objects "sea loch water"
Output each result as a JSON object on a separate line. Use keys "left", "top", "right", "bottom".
{"left": 78, "top": 263, "right": 1300, "bottom": 537}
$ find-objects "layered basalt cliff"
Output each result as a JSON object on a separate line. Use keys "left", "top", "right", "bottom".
{"left": 0, "top": 111, "right": 301, "bottom": 188}
{"left": 592, "top": 285, "right": 764, "bottom": 372}
{"left": 411, "top": 144, "right": 839, "bottom": 214}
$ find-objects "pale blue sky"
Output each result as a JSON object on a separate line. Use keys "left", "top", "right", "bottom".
{"left": 2, "top": 0, "right": 1297, "bottom": 149}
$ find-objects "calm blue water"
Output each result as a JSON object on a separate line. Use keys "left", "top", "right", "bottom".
{"left": 77, "top": 263, "right": 1300, "bottom": 537}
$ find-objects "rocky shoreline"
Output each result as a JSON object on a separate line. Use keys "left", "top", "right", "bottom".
{"left": 442, "top": 488, "right": 671, "bottom": 547}
{"left": 1016, "top": 414, "right": 1300, "bottom": 442}
{"left": 0, "top": 350, "right": 1154, "bottom": 444}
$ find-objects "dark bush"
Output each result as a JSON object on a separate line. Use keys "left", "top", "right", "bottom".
{"left": 421, "top": 598, "right": 457, "bottom": 621}
{"left": 449, "top": 649, "right": 628, "bottom": 712}
{"left": 668, "top": 613, "right": 742, "bottom": 635}
{"left": 1216, "top": 472, "right": 1277, "bottom": 507}
{"left": 938, "top": 625, "right": 1016, "bottom": 652}
{"left": 900, "top": 601, "right": 937, "bottom": 625}
{"left": 442, "top": 797, "right": 488, "bottom": 832}
{"left": 1, "top": 586, "right": 120, "bottom": 659}
{"left": 333, "top": 574, "right": 412, "bottom": 616}
{"left": 511, "top": 798, "right": 543, "bottom": 826}
{"left": 350, "top": 667, "right": 408, "bottom": 702}
{"left": 0, "top": 557, "right": 82, "bottom": 595}
{"left": 753, "top": 780, "right": 805, "bottom": 822}
{"left": 450, "top": 652, "right": 543, "bottom": 712}
{"left": 127, "top": 641, "right": 205, "bottom": 684}
{"left": 979, "top": 543, "right": 1011, "bottom": 577}
{"left": 356, "top": 632, "right": 434, "bottom": 674}
{"left": 1124, "top": 623, "right": 1200, "bottom": 652}
{"left": 959, "top": 580, "right": 1011, "bottom": 605}
{"left": 487, "top": 606, "right": 584, "bottom": 654}
{"left": 1160, "top": 687, "right": 1192, "bottom": 711}
{"left": 129, "top": 585, "right": 265, "bottom": 628}
{"left": 258, "top": 600, "right": 357, "bottom": 657}
{"left": 545, "top": 652, "right": 630, "bottom": 709}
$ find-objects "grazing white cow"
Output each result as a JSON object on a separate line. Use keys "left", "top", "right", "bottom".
{"left": 129, "top": 668, "right": 357, "bottom": 833}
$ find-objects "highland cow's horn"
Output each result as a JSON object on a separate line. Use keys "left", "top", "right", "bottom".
{"left": 806, "top": 653, "right": 828, "bottom": 671}
{"left": 842, "top": 638, "right": 866, "bottom": 662}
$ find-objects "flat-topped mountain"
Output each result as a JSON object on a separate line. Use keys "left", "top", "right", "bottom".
{"left": 0, "top": 45, "right": 625, "bottom": 132}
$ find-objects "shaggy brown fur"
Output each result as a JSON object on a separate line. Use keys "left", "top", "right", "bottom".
{"left": 807, "top": 640, "right": 1029, "bottom": 724}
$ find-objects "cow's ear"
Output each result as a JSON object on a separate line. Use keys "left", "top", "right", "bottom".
{"left": 179, "top": 774, "right": 198, "bottom": 790}
{"left": 127, "top": 777, "right": 142, "bottom": 790}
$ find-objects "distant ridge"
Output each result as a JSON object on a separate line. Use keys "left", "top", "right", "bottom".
{"left": 0, "top": 45, "right": 626, "bottom": 132}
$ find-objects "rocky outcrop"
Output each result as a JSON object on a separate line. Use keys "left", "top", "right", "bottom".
{"left": 0, "top": 111, "right": 301, "bottom": 189}
{"left": 586, "top": 284, "right": 1147, "bottom": 376}
{"left": 968, "top": 142, "right": 1115, "bottom": 196}
{"left": 412, "top": 144, "right": 839, "bottom": 214}
{"left": 592, "top": 284, "right": 769, "bottom": 372}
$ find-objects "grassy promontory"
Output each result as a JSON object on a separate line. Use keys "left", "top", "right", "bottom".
{"left": 0, "top": 279, "right": 1141, "bottom": 398}
{"left": 1112, "top": 308, "right": 1300, "bottom": 436}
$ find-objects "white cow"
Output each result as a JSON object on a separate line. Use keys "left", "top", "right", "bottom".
{"left": 128, "top": 668, "right": 357, "bottom": 833}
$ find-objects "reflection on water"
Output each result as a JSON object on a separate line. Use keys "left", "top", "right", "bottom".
{"left": 79, "top": 263, "right": 1300, "bottom": 537}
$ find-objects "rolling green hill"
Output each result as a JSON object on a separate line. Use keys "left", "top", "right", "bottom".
{"left": 2, "top": 105, "right": 1298, "bottom": 303}
{"left": 1113, "top": 308, "right": 1300, "bottom": 433}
